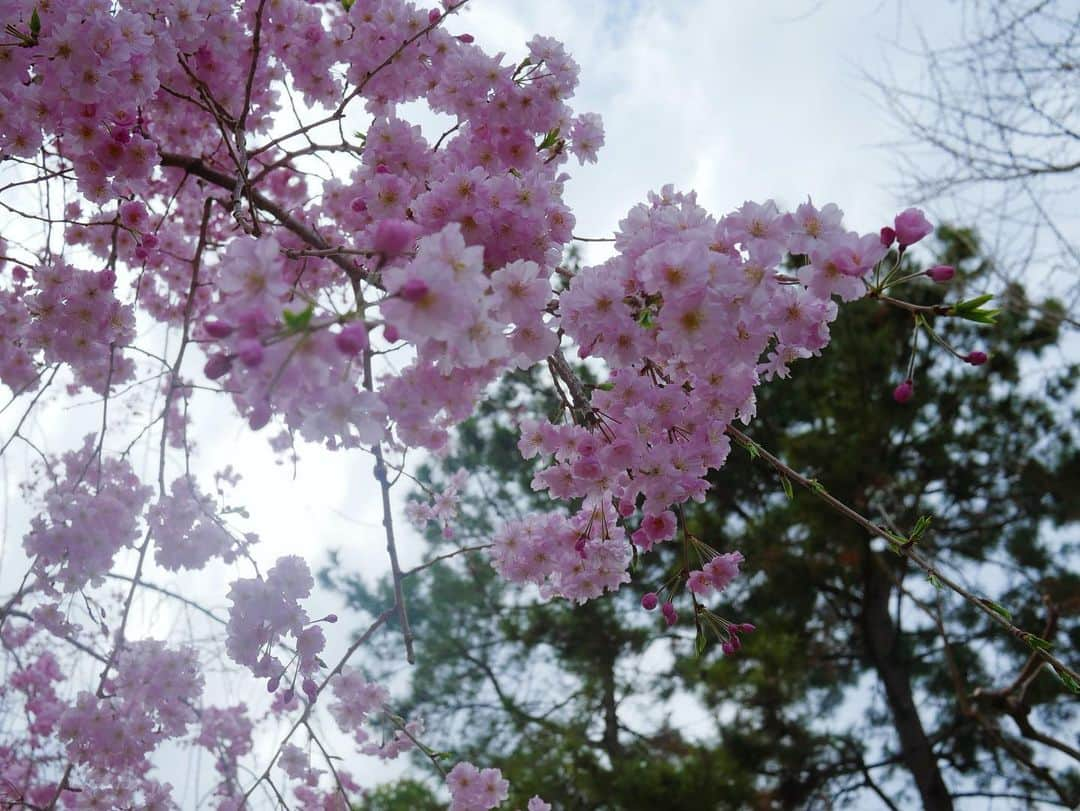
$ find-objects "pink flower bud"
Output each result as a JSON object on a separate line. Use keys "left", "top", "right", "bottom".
{"left": 248, "top": 401, "right": 272, "bottom": 431}
{"left": 641, "top": 592, "right": 659, "bottom": 611}
{"left": 204, "top": 319, "right": 234, "bottom": 339}
{"left": 879, "top": 226, "right": 896, "bottom": 247}
{"left": 893, "top": 208, "right": 933, "bottom": 247}
{"left": 399, "top": 278, "right": 429, "bottom": 303}
{"left": 736, "top": 623, "right": 757, "bottom": 634}
{"left": 964, "top": 350, "right": 987, "bottom": 366}
{"left": 267, "top": 676, "right": 280, "bottom": 693}
{"left": 383, "top": 323, "right": 400, "bottom": 343}
{"left": 925, "top": 264, "right": 955, "bottom": 283}
{"left": 617, "top": 499, "right": 636, "bottom": 518}
{"left": 373, "top": 219, "right": 415, "bottom": 256}
{"left": 661, "top": 601, "right": 677, "bottom": 626}
{"left": 134, "top": 247, "right": 149, "bottom": 261}
{"left": 892, "top": 379, "right": 914, "bottom": 404}
{"left": 302, "top": 678, "right": 318, "bottom": 702}
{"left": 428, "top": 8, "right": 441, "bottom": 23}
{"left": 281, "top": 687, "right": 294, "bottom": 704}
{"left": 204, "top": 353, "right": 232, "bottom": 380}
{"left": 721, "top": 641, "right": 736, "bottom": 655}
{"left": 141, "top": 234, "right": 159, "bottom": 249}
{"left": 237, "top": 339, "right": 264, "bottom": 367}
{"left": 335, "top": 322, "right": 368, "bottom": 355}
{"left": 323, "top": 614, "right": 338, "bottom": 624}
{"left": 457, "top": 33, "right": 474, "bottom": 43}
{"left": 350, "top": 197, "right": 367, "bottom": 213}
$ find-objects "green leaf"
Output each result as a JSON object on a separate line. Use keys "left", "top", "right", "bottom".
{"left": 1023, "top": 633, "right": 1053, "bottom": 652}
{"left": 808, "top": 479, "right": 827, "bottom": 496}
{"left": 949, "top": 294, "right": 1001, "bottom": 324}
{"left": 282, "top": 305, "right": 314, "bottom": 333}
{"left": 341, "top": 0, "right": 356, "bottom": 9}
{"left": 636, "top": 309, "right": 655, "bottom": 329}
{"left": 695, "top": 626, "right": 707, "bottom": 657}
{"left": 1056, "top": 669, "right": 1080, "bottom": 695}
{"left": 29, "top": 7, "right": 40, "bottom": 36}
{"left": 927, "top": 573, "right": 944, "bottom": 590}
{"left": 538, "top": 127, "right": 561, "bottom": 151}
{"left": 909, "top": 514, "right": 933, "bottom": 542}
{"left": 982, "top": 600, "right": 1012, "bottom": 622}
{"left": 744, "top": 440, "right": 760, "bottom": 460}
{"left": 780, "top": 475, "right": 793, "bottom": 500}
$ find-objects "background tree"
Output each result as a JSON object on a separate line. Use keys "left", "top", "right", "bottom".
{"left": 327, "top": 229, "right": 1080, "bottom": 810}
{"left": 876, "top": 0, "right": 1080, "bottom": 324}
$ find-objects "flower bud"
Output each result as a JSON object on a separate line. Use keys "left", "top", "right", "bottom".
{"left": 302, "top": 678, "right": 318, "bottom": 702}
{"left": 248, "top": 401, "right": 272, "bottom": 431}
{"left": 428, "top": 8, "right": 441, "bottom": 23}
{"left": 457, "top": 33, "right": 474, "bottom": 43}
{"left": 661, "top": 601, "right": 677, "bottom": 626}
{"left": 204, "top": 353, "right": 232, "bottom": 380}
{"left": 237, "top": 339, "right": 264, "bottom": 367}
{"left": 641, "top": 592, "right": 659, "bottom": 611}
{"left": 892, "top": 379, "right": 914, "bottom": 404}
{"left": 383, "top": 323, "right": 400, "bottom": 343}
{"left": 267, "top": 676, "right": 280, "bottom": 693}
{"left": 879, "top": 226, "right": 896, "bottom": 247}
{"left": 964, "top": 350, "right": 987, "bottom": 366}
{"left": 925, "top": 264, "right": 955, "bottom": 283}
{"left": 350, "top": 197, "right": 367, "bottom": 213}
{"left": 335, "top": 322, "right": 368, "bottom": 355}
{"left": 204, "top": 319, "right": 234, "bottom": 339}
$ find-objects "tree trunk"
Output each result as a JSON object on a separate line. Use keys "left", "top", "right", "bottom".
{"left": 862, "top": 555, "right": 954, "bottom": 810}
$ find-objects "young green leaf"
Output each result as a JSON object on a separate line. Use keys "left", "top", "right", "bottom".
{"left": 780, "top": 475, "right": 794, "bottom": 500}
{"left": 282, "top": 305, "right": 314, "bottom": 333}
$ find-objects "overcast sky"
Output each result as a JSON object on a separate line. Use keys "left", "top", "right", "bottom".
{"left": 0, "top": 1, "right": 987, "bottom": 806}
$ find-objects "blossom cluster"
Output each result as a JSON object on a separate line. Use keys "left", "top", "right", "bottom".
{"left": 147, "top": 477, "right": 244, "bottom": 571}
{"left": 0, "top": 260, "right": 136, "bottom": 395}
{"left": 328, "top": 667, "right": 423, "bottom": 759}
{"left": 23, "top": 436, "right": 154, "bottom": 594}
{"left": 447, "top": 762, "right": 551, "bottom": 811}
{"left": 493, "top": 191, "right": 886, "bottom": 608}
{"left": 57, "top": 640, "right": 201, "bottom": 806}
{"left": 225, "top": 555, "right": 327, "bottom": 698}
